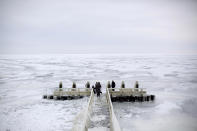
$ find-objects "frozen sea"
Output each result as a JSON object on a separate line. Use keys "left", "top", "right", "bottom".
{"left": 0, "top": 54, "right": 197, "bottom": 131}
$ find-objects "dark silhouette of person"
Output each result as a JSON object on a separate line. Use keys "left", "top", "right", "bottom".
{"left": 92, "top": 85, "right": 96, "bottom": 94}
{"left": 96, "top": 82, "right": 102, "bottom": 97}
{"left": 98, "top": 82, "right": 102, "bottom": 94}
{"left": 111, "top": 80, "right": 116, "bottom": 91}
{"left": 95, "top": 82, "right": 98, "bottom": 94}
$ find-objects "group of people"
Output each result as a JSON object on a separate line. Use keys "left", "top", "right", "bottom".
{"left": 92, "top": 82, "right": 102, "bottom": 97}
{"left": 85, "top": 81, "right": 102, "bottom": 97}
{"left": 90, "top": 80, "right": 117, "bottom": 97}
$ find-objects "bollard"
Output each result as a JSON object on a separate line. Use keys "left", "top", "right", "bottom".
{"left": 72, "top": 82, "right": 76, "bottom": 91}
{"left": 86, "top": 81, "right": 90, "bottom": 88}
{"left": 72, "top": 82, "right": 76, "bottom": 88}
{"left": 121, "top": 81, "right": 125, "bottom": 88}
{"left": 134, "top": 81, "right": 139, "bottom": 88}
{"left": 107, "top": 81, "right": 111, "bottom": 88}
{"left": 59, "top": 82, "right": 63, "bottom": 88}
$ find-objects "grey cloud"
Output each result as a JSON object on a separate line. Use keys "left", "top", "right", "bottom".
{"left": 0, "top": 0, "right": 197, "bottom": 54}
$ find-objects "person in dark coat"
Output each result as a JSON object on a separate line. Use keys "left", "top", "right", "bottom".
{"left": 111, "top": 80, "right": 116, "bottom": 91}
{"left": 96, "top": 82, "right": 102, "bottom": 97}
{"left": 95, "top": 82, "right": 98, "bottom": 94}
{"left": 92, "top": 85, "right": 96, "bottom": 94}
{"left": 98, "top": 82, "right": 102, "bottom": 94}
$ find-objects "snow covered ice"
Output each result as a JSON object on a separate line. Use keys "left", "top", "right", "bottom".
{"left": 0, "top": 54, "right": 197, "bottom": 131}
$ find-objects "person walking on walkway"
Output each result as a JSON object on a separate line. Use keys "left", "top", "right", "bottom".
{"left": 96, "top": 82, "right": 102, "bottom": 97}
{"left": 92, "top": 85, "right": 96, "bottom": 94}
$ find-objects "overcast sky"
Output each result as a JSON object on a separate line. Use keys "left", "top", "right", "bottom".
{"left": 0, "top": 0, "right": 197, "bottom": 54}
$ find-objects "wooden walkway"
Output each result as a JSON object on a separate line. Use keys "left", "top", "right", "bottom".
{"left": 88, "top": 94, "right": 110, "bottom": 131}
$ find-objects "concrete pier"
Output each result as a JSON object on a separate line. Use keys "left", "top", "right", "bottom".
{"left": 43, "top": 88, "right": 91, "bottom": 100}
{"left": 88, "top": 94, "right": 110, "bottom": 131}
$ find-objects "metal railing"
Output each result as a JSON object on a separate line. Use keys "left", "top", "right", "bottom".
{"left": 72, "top": 88, "right": 122, "bottom": 131}
{"left": 53, "top": 88, "right": 92, "bottom": 96}
{"left": 106, "top": 88, "right": 121, "bottom": 131}
{"left": 72, "top": 89, "right": 94, "bottom": 131}
{"left": 108, "top": 88, "right": 147, "bottom": 97}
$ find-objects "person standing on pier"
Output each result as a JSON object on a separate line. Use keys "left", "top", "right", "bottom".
{"left": 96, "top": 82, "right": 102, "bottom": 97}
{"left": 92, "top": 85, "right": 96, "bottom": 94}
{"left": 111, "top": 80, "right": 116, "bottom": 91}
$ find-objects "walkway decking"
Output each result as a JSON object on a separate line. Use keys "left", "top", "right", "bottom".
{"left": 88, "top": 94, "right": 110, "bottom": 131}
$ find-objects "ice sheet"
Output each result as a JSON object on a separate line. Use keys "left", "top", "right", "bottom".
{"left": 0, "top": 54, "right": 197, "bottom": 131}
